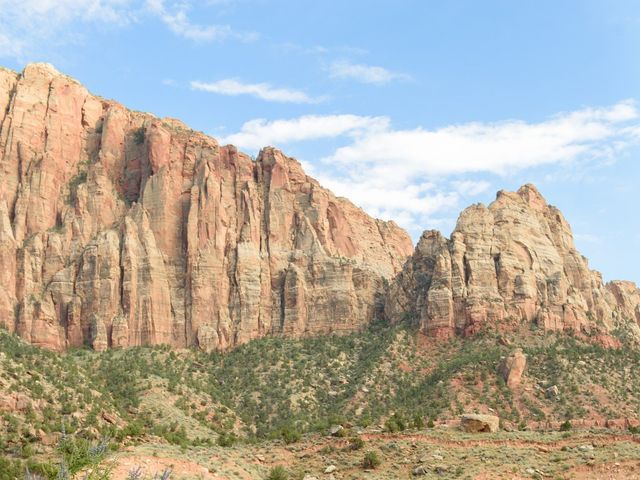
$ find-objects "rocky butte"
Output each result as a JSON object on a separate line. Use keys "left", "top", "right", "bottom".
{"left": 385, "top": 184, "right": 640, "bottom": 343}
{"left": 0, "top": 63, "right": 639, "bottom": 352}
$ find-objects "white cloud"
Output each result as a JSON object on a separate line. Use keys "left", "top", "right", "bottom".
{"left": 146, "top": 0, "right": 257, "bottom": 42}
{"left": 277, "top": 43, "right": 368, "bottom": 57}
{"left": 220, "top": 114, "right": 389, "bottom": 149}
{"left": 452, "top": 180, "right": 491, "bottom": 196}
{"left": 0, "top": 0, "right": 256, "bottom": 59}
{"left": 222, "top": 100, "right": 640, "bottom": 235}
{"left": 191, "top": 79, "right": 321, "bottom": 104}
{"left": 329, "top": 60, "right": 411, "bottom": 85}
{"left": 0, "top": 0, "right": 135, "bottom": 59}
{"left": 324, "top": 100, "right": 640, "bottom": 178}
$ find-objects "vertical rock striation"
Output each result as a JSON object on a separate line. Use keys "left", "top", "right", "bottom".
{"left": 0, "top": 63, "right": 413, "bottom": 351}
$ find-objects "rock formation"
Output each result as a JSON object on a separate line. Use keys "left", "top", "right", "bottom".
{"left": 499, "top": 349, "right": 527, "bottom": 389}
{"left": 1, "top": 63, "right": 638, "bottom": 353}
{"left": 386, "top": 184, "right": 640, "bottom": 340}
{"left": 0, "top": 63, "right": 413, "bottom": 351}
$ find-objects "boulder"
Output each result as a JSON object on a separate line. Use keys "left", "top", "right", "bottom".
{"left": 412, "top": 465, "right": 429, "bottom": 476}
{"left": 546, "top": 385, "right": 560, "bottom": 399}
{"left": 460, "top": 414, "right": 500, "bottom": 433}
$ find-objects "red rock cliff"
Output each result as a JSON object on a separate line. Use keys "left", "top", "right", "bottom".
{"left": 0, "top": 63, "right": 413, "bottom": 351}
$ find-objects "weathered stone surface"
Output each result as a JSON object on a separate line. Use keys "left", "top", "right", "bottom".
{"left": 0, "top": 63, "right": 413, "bottom": 351}
{"left": 460, "top": 414, "right": 500, "bottom": 433}
{"left": 386, "top": 184, "right": 640, "bottom": 342}
{"left": 546, "top": 385, "right": 560, "bottom": 399}
{"left": 499, "top": 349, "right": 527, "bottom": 389}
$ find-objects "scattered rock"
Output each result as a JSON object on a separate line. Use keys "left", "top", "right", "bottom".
{"left": 329, "top": 425, "right": 344, "bottom": 436}
{"left": 101, "top": 411, "right": 118, "bottom": 425}
{"left": 412, "top": 465, "right": 429, "bottom": 476}
{"left": 434, "top": 465, "right": 449, "bottom": 475}
{"left": 324, "top": 465, "right": 336, "bottom": 474}
{"left": 41, "top": 433, "right": 60, "bottom": 446}
{"left": 545, "top": 385, "right": 560, "bottom": 399}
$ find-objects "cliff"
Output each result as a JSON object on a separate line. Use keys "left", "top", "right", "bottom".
{"left": 0, "top": 63, "right": 413, "bottom": 351}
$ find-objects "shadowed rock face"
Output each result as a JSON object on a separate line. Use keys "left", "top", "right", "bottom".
{"left": 0, "top": 63, "right": 413, "bottom": 351}
{"left": 385, "top": 184, "right": 640, "bottom": 341}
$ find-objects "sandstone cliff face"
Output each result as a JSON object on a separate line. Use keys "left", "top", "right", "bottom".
{"left": 0, "top": 63, "right": 413, "bottom": 351}
{"left": 386, "top": 184, "right": 640, "bottom": 340}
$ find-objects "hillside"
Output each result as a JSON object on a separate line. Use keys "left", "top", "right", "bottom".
{"left": 3, "top": 318, "right": 640, "bottom": 478}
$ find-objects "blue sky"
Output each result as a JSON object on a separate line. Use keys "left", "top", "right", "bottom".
{"left": 1, "top": 0, "right": 639, "bottom": 284}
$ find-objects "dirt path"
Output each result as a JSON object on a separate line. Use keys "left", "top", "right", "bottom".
{"left": 110, "top": 455, "right": 218, "bottom": 480}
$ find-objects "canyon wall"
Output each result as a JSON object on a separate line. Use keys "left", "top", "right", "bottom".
{"left": 1, "top": 63, "right": 638, "bottom": 351}
{"left": 0, "top": 63, "right": 413, "bottom": 351}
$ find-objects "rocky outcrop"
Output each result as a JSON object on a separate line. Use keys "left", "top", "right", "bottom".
{"left": 386, "top": 184, "right": 640, "bottom": 340}
{"left": 499, "top": 349, "right": 526, "bottom": 389}
{"left": 0, "top": 63, "right": 413, "bottom": 351}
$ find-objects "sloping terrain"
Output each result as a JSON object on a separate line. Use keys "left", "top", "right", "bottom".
{"left": 2, "top": 320, "right": 640, "bottom": 478}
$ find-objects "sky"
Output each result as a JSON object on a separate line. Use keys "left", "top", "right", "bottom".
{"left": 0, "top": 0, "right": 639, "bottom": 284}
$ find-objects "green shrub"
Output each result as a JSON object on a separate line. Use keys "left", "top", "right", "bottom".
{"left": 384, "top": 414, "right": 406, "bottom": 433}
{"left": 348, "top": 436, "right": 365, "bottom": 450}
{"left": 362, "top": 450, "right": 381, "bottom": 469}
{"left": 217, "top": 432, "right": 237, "bottom": 447}
{"left": 271, "top": 424, "right": 301, "bottom": 444}
{"left": 266, "top": 465, "right": 288, "bottom": 480}
{"left": 559, "top": 420, "right": 572, "bottom": 432}
{"left": 412, "top": 414, "right": 425, "bottom": 429}
{"left": 0, "top": 458, "right": 23, "bottom": 480}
